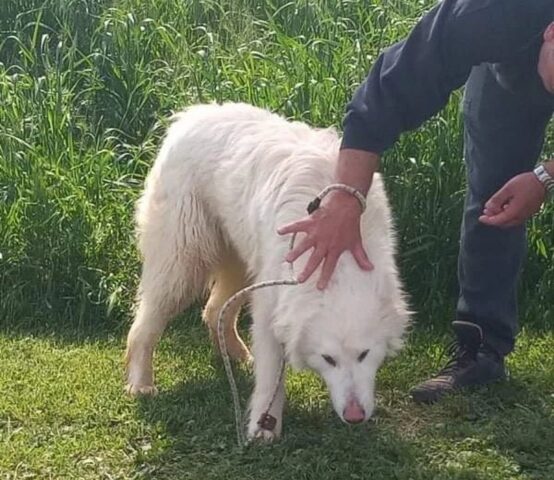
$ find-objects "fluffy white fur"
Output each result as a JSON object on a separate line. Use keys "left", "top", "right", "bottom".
{"left": 125, "top": 102, "right": 410, "bottom": 441}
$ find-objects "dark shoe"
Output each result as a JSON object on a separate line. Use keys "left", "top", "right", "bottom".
{"left": 410, "top": 321, "right": 506, "bottom": 404}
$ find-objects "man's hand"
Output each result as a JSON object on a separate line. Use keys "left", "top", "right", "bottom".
{"left": 277, "top": 149, "right": 379, "bottom": 290}
{"left": 479, "top": 172, "right": 546, "bottom": 227}
{"left": 277, "top": 191, "right": 373, "bottom": 290}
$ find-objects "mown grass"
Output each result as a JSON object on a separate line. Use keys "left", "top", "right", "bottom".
{"left": 1, "top": 0, "right": 553, "bottom": 478}
{"left": 1, "top": 319, "right": 552, "bottom": 479}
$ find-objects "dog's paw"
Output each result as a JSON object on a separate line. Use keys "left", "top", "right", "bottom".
{"left": 247, "top": 414, "right": 282, "bottom": 443}
{"left": 125, "top": 383, "right": 158, "bottom": 397}
{"left": 247, "top": 428, "right": 279, "bottom": 443}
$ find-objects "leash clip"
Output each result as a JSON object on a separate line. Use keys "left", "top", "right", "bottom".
{"left": 307, "top": 196, "right": 321, "bottom": 214}
{"left": 257, "top": 412, "right": 277, "bottom": 431}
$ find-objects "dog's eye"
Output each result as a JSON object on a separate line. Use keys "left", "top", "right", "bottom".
{"left": 358, "top": 349, "right": 370, "bottom": 362}
{"left": 322, "top": 354, "right": 337, "bottom": 367}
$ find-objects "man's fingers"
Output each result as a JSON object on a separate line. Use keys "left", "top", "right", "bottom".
{"left": 285, "top": 236, "right": 314, "bottom": 263}
{"left": 297, "top": 248, "right": 325, "bottom": 283}
{"left": 483, "top": 204, "right": 504, "bottom": 216}
{"left": 277, "top": 218, "right": 312, "bottom": 235}
{"left": 352, "top": 243, "right": 374, "bottom": 271}
{"left": 481, "top": 184, "right": 514, "bottom": 225}
{"left": 478, "top": 208, "right": 518, "bottom": 227}
{"left": 316, "top": 252, "right": 340, "bottom": 290}
{"left": 484, "top": 186, "right": 512, "bottom": 215}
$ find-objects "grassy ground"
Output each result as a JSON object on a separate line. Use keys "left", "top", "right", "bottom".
{"left": 1, "top": 0, "right": 553, "bottom": 478}
{"left": 1, "top": 319, "right": 553, "bottom": 479}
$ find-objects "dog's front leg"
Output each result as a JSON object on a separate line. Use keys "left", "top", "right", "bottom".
{"left": 248, "top": 319, "right": 285, "bottom": 442}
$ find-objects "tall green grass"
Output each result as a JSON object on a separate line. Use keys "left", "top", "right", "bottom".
{"left": 1, "top": 0, "right": 553, "bottom": 333}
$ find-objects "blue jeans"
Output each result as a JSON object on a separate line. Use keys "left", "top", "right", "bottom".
{"left": 458, "top": 64, "right": 553, "bottom": 356}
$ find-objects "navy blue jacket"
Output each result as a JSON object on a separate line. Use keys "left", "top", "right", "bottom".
{"left": 342, "top": 0, "right": 554, "bottom": 154}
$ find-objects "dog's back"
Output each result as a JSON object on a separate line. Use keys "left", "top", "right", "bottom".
{"left": 141, "top": 103, "right": 340, "bottom": 271}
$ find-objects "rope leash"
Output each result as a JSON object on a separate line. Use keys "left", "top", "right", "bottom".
{"left": 307, "top": 183, "right": 366, "bottom": 214}
{"left": 216, "top": 184, "right": 365, "bottom": 447}
{"left": 217, "top": 237, "right": 298, "bottom": 447}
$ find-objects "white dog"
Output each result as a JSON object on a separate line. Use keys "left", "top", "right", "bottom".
{"left": 125, "top": 102, "right": 410, "bottom": 441}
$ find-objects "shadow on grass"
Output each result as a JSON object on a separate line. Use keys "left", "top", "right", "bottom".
{"left": 435, "top": 377, "right": 554, "bottom": 478}
{"left": 130, "top": 371, "right": 554, "bottom": 479}
{"left": 123, "top": 321, "right": 551, "bottom": 480}
{"left": 0, "top": 303, "right": 207, "bottom": 346}
{"left": 132, "top": 379, "right": 445, "bottom": 480}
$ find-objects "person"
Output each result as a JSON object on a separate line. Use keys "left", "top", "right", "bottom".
{"left": 278, "top": 0, "right": 554, "bottom": 404}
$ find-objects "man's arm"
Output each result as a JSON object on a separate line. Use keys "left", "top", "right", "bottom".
{"left": 342, "top": 0, "right": 554, "bottom": 155}
{"left": 279, "top": 0, "right": 554, "bottom": 289}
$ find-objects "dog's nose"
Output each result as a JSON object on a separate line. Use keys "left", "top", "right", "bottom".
{"left": 343, "top": 400, "right": 365, "bottom": 424}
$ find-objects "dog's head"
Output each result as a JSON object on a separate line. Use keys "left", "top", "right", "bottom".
{"left": 273, "top": 254, "right": 410, "bottom": 424}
